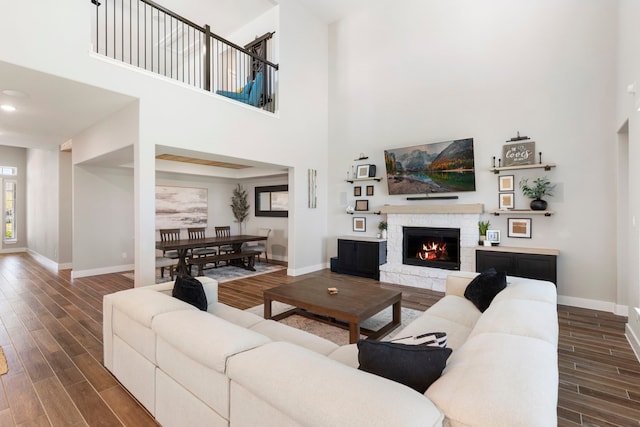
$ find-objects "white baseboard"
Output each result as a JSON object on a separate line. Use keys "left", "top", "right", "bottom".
{"left": 625, "top": 323, "right": 640, "bottom": 364}
{"left": 27, "top": 249, "right": 59, "bottom": 271}
{"left": 0, "top": 247, "right": 26, "bottom": 254}
{"left": 557, "top": 294, "right": 628, "bottom": 316}
{"left": 72, "top": 263, "right": 134, "bottom": 279}
{"left": 287, "top": 263, "right": 325, "bottom": 276}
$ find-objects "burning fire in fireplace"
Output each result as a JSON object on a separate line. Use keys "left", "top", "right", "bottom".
{"left": 417, "top": 241, "right": 448, "bottom": 261}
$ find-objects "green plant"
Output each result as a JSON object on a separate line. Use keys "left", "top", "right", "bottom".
{"left": 519, "top": 176, "right": 555, "bottom": 200}
{"left": 378, "top": 221, "right": 388, "bottom": 232}
{"left": 478, "top": 220, "right": 490, "bottom": 236}
{"left": 230, "top": 184, "right": 250, "bottom": 230}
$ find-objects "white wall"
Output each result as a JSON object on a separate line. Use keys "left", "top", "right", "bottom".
{"left": 618, "top": 0, "right": 640, "bottom": 356}
{"left": 328, "top": 0, "right": 618, "bottom": 309}
{"left": 0, "top": 146, "right": 26, "bottom": 251}
{"left": 25, "top": 148, "right": 60, "bottom": 261}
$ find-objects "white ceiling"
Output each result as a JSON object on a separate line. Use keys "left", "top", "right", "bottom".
{"left": 0, "top": 61, "right": 136, "bottom": 150}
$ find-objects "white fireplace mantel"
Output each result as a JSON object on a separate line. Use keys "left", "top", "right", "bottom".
{"left": 380, "top": 203, "right": 484, "bottom": 215}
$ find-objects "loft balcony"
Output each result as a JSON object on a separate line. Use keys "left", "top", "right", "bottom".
{"left": 90, "top": 0, "right": 279, "bottom": 113}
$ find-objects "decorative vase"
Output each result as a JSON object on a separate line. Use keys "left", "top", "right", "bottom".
{"left": 381, "top": 229, "right": 387, "bottom": 239}
{"left": 479, "top": 235, "right": 486, "bottom": 246}
{"left": 530, "top": 198, "right": 547, "bottom": 211}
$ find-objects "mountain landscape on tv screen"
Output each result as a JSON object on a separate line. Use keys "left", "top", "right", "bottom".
{"left": 384, "top": 138, "right": 476, "bottom": 195}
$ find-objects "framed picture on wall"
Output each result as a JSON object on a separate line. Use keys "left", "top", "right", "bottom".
{"left": 498, "top": 175, "right": 514, "bottom": 192}
{"left": 355, "top": 199, "right": 369, "bottom": 211}
{"left": 356, "top": 165, "right": 370, "bottom": 179}
{"left": 354, "top": 186, "right": 362, "bottom": 196}
{"left": 499, "top": 192, "right": 515, "bottom": 209}
{"left": 508, "top": 218, "right": 532, "bottom": 238}
{"left": 366, "top": 185, "right": 374, "bottom": 196}
{"left": 353, "top": 217, "right": 366, "bottom": 232}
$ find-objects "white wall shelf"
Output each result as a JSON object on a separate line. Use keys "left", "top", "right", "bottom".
{"left": 490, "top": 163, "right": 556, "bottom": 174}
{"left": 489, "top": 209, "right": 554, "bottom": 216}
{"left": 346, "top": 177, "right": 383, "bottom": 183}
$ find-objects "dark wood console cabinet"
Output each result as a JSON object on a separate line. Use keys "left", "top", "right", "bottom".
{"left": 336, "top": 237, "right": 387, "bottom": 280}
{"left": 476, "top": 247, "right": 559, "bottom": 285}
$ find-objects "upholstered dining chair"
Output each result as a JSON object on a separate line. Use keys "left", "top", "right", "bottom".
{"left": 243, "top": 228, "right": 271, "bottom": 262}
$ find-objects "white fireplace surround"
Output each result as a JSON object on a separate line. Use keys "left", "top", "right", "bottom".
{"left": 379, "top": 204, "right": 483, "bottom": 292}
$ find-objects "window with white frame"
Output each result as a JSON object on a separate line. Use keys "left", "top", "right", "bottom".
{"left": 2, "top": 166, "right": 17, "bottom": 242}
{"left": 4, "top": 180, "right": 16, "bottom": 242}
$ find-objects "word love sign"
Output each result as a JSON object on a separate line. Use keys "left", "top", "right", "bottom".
{"left": 502, "top": 141, "right": 535, "bottom": 167}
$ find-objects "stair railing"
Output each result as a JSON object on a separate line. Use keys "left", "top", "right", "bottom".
{"left": 90, "top": 0, "right": 279, "bottom": 112}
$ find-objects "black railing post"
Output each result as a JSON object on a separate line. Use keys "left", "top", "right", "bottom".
{"left": 204, "top": 24, "right": 211, "bottom": 92}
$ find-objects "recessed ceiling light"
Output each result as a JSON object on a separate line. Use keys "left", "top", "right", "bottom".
{"left": 1, "top": 89, "right": 28, "bottom": 98}
{"left": 0, "top": 104, "right": 16, "bottom": 112}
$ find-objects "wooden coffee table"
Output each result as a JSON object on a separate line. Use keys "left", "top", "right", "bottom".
{"left": 263, "top": 277, "right": 402, "bottom": 344}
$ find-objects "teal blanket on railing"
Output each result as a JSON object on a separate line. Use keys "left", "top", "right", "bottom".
{"left": 216, "top": 72, "right": 263, "bottom": 107}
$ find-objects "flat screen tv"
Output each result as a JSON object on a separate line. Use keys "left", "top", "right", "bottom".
{"left": 384, "top": 138, "right": 476, "bottom": 195}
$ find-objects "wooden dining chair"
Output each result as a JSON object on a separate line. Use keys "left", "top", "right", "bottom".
{"left": 188, "top": 227, "right": 217, "bottom": 258}
{"left": 159, "top": 228, "right": 181, "bottom": 259}
{"left": 214, "top": 226, "right": 234, "bottom": 266}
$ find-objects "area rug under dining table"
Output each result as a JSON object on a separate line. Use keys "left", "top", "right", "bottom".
{"left": 246, "top": 301, "right": 423, "bottom": 346}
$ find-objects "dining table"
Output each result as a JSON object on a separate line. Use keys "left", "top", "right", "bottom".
{"left": 156, "top": 234, "right": 268, "bottom": 276}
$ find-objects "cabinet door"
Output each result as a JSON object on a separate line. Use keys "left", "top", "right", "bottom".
{"left": 516, "top": 254, "right": 557, "bottom": 284}
{"left": 337, "top": 240, "right": 357, "bottom": 270}
{"left": 355, "top": 242, "right": 379, "bottom": 276}
{"left": 476, "top": 251, "right": 516, "bottom": 275}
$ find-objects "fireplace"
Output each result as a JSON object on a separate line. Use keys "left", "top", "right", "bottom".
{"left": 403, "top": 226, "right": 460, "bottom": 270}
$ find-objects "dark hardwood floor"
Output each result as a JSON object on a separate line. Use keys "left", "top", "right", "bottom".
{"left": 0, "top": 252, "right": 638, "bottom": 426}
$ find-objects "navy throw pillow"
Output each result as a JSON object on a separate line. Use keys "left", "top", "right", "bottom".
{"left": 464, "top": 268, "right": 507, "bottom": 312}
{"left": 172, "top": 274, "right": 208, "bottom": 311}
{"left": 357, "top": 340, "right": 452, "bottom": 393}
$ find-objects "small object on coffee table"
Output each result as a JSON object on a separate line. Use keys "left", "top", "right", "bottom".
{"left": 327, "top": 287, "right": 338, "bottom": 295}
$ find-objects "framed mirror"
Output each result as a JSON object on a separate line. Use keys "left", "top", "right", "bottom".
{"left": 255, "top": 185, "right": 288, "bottom": 217}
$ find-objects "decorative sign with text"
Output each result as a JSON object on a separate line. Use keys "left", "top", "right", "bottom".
{"left": 502, "top": 141, "right": 535, "bottom": 167}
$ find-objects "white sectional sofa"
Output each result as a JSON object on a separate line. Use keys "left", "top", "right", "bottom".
{"left": 103, "top": 272, "right": 558, "bottom": 426}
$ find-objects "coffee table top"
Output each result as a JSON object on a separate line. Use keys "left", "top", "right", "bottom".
{"left": 263, "top": 277, "right": 401, "bottom": 322}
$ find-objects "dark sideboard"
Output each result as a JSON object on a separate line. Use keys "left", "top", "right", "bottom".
{"left": 476, "top": 246, "right": 559, "bottom": 285}
{"left": 335, "top": 237, "right": 387, "bottom": 280}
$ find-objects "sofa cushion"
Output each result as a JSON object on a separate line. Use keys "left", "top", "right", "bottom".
{"left": 327, "top": 343, "right": 359, "bottom": 368}
{"left": 173, "top": 274, "right": 208, "bottom": 310}
{"left": 209, "top": 303, "right": 264, "bottom": 329}
{"left": 426, "top": 333, "right": 558, "bottom": 427}
{"left": 227, "top": 341, "right": 445, "bottom": 426}
{"left": 357, "top": 340, "right": 452, "bottom": 393}
{"left": 152, "top": 310, "right": 271, "bottom": 373}
{"left": 249, "top": 319, "right": 339, "bottom": 356}
{"left": 492, "top": 278, "right": 557, "bottom": 305}
{"left": 468, "top": 299, "right": 559, "bottom": 345}
{"left": 143, "top": 277, "right": 219, "bottom": 307}
{"left": 464, "top": 268, "right": 507, "bottom": 312}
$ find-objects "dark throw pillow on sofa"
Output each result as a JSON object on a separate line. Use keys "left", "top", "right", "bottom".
{"left": 357, "top": 340, "right": 452, "bottom": 393}
{"left": 464, "top": 267, "right": 507, "bottom": 312}
{"left": 172, "top": 274, "right": 208, "bottom": 311}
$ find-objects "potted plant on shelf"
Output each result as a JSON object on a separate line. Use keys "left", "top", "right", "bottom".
{"left": 478, "top": 220, "right": 490, "bottom": 245}
{"left": 519, "top": 176, "right": 555, "bottom": 210}
{"left": 378, "top": 220, "right": 388, "bottom": 239}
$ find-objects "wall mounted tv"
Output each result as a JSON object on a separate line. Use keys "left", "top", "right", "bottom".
{"left": 384, "top": 138, "right": 476, "bottom": 195}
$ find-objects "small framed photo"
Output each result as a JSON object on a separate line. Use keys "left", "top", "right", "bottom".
{"left": 354, "top": 186, "right": 362, "bottom": 197}
{"left": 508, "top": 218, "right": 532, "bottom": 238}
{"left": 353, "top": 217, "right": 366, "bottom": 232}
{"left": 499, "top": 192, "right": 515, "bottom": 209}
{"left": 366, "top": 185, "right": 374, "bottom": 196}
{"left": 356, "top": 164, "right": 370, "bottom": 179}
{"left": 499, "top": 175, "right": 514, "bottom": 192}
{"left": 355, "top": 199, "right": 369, "bottom": 211}
{"left": 486, "top": 230, "right": 501, "bottom": 244}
